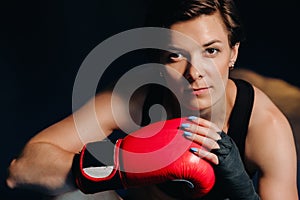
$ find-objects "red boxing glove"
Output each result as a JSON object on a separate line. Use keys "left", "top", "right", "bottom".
{"left": 72, "top": 118, "right": 215, "bottom": 199}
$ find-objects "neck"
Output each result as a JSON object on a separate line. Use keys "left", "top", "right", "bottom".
{"left": 200, "top": 94, "right": 228, "bottom": 130}
{"left": 181, "top": 87, "right": 232, "bottom": 131}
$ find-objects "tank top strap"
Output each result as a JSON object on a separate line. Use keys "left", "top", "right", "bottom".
{"left": 227, "top": 78, "right": 254, "bottom": 160}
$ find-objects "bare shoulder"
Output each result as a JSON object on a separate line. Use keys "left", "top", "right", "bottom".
{"left": 246, "top": 85, "right": 296, "bottom": 173}
{"left": 247, "top": 85, "right": 295, "bottom": 160}
{"left": 230, "top": 71, "right": 298, "bottom": 198}
{"left": 250, "top": 85, "right": 290, "bottom": 129}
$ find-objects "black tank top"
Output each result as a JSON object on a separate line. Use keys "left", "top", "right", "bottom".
{"left": 227, "top": 78, "right": 254, "bottom": 162}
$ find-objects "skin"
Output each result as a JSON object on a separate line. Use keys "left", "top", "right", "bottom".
{"left": 7, "top": 12, "right": 298, "bottom": 199}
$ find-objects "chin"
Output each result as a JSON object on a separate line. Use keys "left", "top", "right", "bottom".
{"left": 182, "top": 98, "right": 211, "bottom": 113}
{"left": 182, "top": 101, "right": 202, "bottom": 112}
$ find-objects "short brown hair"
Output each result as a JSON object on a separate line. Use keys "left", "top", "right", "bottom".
{"left": 145, "top": 0, "right": 244, "bottom": 47}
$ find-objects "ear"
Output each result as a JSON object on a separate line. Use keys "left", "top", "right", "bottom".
{"left": 229, "top": 43, "right": 240, "bottom": 67}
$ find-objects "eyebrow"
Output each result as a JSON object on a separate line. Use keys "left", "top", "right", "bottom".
{"left": 165, "top": 45, "right": 188, "bottom": 54}
{"left": 203, "top": 39, "right": 222, "bottom": 47}
{"left": 165, "top": 39, "right": 223, "bottom": 53}
{"left": 167, "top": 39, "right": 222, "bottom": 50}
{"left": 166, "top": 44, "right": 184, "bottom": 50}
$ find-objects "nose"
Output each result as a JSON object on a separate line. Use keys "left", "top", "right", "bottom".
{"left": 184, "top": 66, "right": 203, "bottom": 82}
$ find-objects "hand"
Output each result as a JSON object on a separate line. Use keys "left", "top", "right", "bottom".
{"left": 179, "top": 116, "right": 221, "bottom": 165}
{"left": 181, "top": 116, "right": 260, "bottom": 199}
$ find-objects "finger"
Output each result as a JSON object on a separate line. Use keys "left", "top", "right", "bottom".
{"left": 183, "top": 131, "right": 220, "bottom": 150}
{"left": 187, "top": 116, "right": 220, "bottom": 130}
{"left": 190, "top": 147, "right": 219, "bottom": 165}
{"left": 181, "top": 122, "right": 221, "bottom": 141}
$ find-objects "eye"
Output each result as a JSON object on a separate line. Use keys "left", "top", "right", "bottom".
{"left": 204, "top": 48, "right": 220, "bottom": 58}
{"left": 168, "top": 52, "right": 186, "bottom": 62}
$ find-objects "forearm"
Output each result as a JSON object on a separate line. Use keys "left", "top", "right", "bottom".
{"left": 7, "top": 142, "right": 77, "bottom": 196}
{"left": 212, "top": 131, "right": 260, "bottom": 199}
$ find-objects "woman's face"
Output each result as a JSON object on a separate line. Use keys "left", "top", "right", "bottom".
{"left": 161, "top": 11, "right": 239, "bottom": 111}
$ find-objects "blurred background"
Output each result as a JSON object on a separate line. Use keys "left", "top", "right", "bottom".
{"left": 1, "top": 0, "right": 299, "bottom": 199}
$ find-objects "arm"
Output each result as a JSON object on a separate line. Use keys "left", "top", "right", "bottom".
{"left": 246, "top": 87, "right": 298, "bottom": 199}
{"left": 6, "top": 90, "right": 121, "bottom": 195}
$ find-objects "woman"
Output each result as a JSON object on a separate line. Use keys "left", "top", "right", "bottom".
{"left": 7, "top": 0, "right": 298, "bottom": 199}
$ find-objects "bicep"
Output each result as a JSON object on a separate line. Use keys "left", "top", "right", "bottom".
{"left": 258, "top": 126, "right": 297, "bottom": 199}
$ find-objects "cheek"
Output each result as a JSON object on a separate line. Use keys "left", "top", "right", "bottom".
{"left": 163, "top": 63, "right": 186, "bottom": 84}
{"left": 205, "top": 56, "right": 229, "bottom": 78}
{"left": 204, "top": 60, "right": 229, "bottom": 94}
{"left": 163, "top": 66, "right": 189, "bottom": 97}
{"left": 164, "top": 68, "right": 186, "bottom": 90}
{"left": 164, "top": 61, "right": 186, "bottom": 74}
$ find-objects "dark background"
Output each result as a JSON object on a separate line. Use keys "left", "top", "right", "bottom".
{"left": 1, "top": 0, "right": 299, "bottom": 199}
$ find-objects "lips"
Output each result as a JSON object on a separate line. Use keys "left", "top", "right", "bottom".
{"left": 191, "top": 86, "right": 211, "bottom": 96}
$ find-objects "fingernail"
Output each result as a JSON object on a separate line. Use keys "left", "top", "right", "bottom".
{"left": 181, "top": 123, "right": 190, "bottom": 128}
{"left": 183, "top": 131, "right": 192, "bottom": 137}
{"left": 188, "top": 116, "right": 197, "bottom": 120}
{"left": 190, "top": 147, "right": 198, "bottom": 153}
